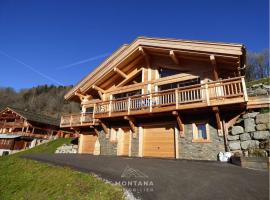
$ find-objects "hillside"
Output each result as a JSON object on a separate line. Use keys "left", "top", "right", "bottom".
{"left": 0, "top": 85, "right": 80, "bottom": 118}
{"left": 0, "top": 139, "right": 124, "bottom": 200}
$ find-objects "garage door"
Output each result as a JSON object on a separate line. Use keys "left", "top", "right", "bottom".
{"left": 79, "top": 134, "right": 98, "bottom": 154}
{"left": 118, "top": 128, "right": 130, "bottom": 156}
{"left": 143, "top": 126, "right": 175, "bottom": 158}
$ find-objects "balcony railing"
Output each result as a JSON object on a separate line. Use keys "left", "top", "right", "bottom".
{"left": 61, "top": 76, "right": 248, "bottom": 127}
{"left": 95, "top": 76, "right": 247, "bottom": 117}
{"left": 0, "top": 121, "right": 25, "bottom": 128}
{"left": 60, "top": 112, "right": 94, "bottom": 127}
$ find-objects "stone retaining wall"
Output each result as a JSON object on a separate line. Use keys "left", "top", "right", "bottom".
{"left": 55, "top": 144, "right": 78, "bottom": 154}
{"left": 228, "top": 112, "right": 270, "bottom": 157}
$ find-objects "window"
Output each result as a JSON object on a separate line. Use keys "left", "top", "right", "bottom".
{"left": 113, "top": 90, "right": 141, "bottom": 99}
{"left": 192, "top": 123, "right": 210, "bottom": 142}
{"left": 159, "top": 68, "right": 180, "bottom": 78}
{"left": 197, "top": 124, "right": 207, "bottom": 139}
{"left": 159, "top": 78, "right": 200, "bottom": 91}
{"left": 85, "top": 107, "right": 94, "bottom": 113}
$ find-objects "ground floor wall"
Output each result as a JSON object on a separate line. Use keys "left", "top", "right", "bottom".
{"left": 78, "top": 116, "right": 226, "bottom": 160}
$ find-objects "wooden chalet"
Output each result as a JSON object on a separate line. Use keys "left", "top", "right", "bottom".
{"left": 0, "top": 107, "right": 60, "bottom": 155}
{"left": 60, "top": 37, "right": 269, "bottom": 160}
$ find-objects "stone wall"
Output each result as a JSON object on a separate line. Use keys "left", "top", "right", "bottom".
{"left": 98, "top": 129, "right": 117, "bottom": 156}
{"left": 247, "top": 83, "right": 270, "bottom": 96}
{"left": 130, "top": 128, "right": 139, "bottom": 157}
{"left": 228, "top": 112, "right": 270, "bottom": 157}
{"left": 55, "top": 144, "right": 78, "bottom": 154}
{"left": 178, "top": 123, "right": 225, "bottom": 160}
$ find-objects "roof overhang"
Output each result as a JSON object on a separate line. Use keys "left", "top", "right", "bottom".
{"left": 65, "top": 36, "right": 246, "bottom": 101}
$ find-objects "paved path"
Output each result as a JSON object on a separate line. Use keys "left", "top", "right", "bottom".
{"left": 23, "top": 154, "right": 269, "bottom": 200}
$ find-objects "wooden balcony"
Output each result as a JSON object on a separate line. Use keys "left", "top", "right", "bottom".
{"left": 0, "top": 121, "right": 25, "bottom": 128}
{"left": 61, "top": 77, "right": 248, "bottom": 127}
{"left": 94, "top": 76, "right": 248, "bottom": 118}
{"left": 60, "top": 112, "right": 96, "bottom": 128}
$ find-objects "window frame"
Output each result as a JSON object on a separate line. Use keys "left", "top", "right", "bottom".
{"left": 192, "top": 122, "right": 211, "bottom": 143}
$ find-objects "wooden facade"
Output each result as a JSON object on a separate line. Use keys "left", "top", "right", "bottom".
{"left": 60, "top": 37, "right": 269, "bottom": 160}
{"left": 0, "top": 107, "right": 63, "bottom": 153}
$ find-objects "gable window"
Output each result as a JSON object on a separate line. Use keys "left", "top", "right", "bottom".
{"left": 192, "top": 123, "right": 210, "bottom": 142}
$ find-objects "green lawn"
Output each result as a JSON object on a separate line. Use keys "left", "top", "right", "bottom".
{"left": 0, "top": 138, "right": 124, "bottom": 200}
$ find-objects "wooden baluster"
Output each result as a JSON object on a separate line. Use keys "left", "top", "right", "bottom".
{"left": 175, "top": 89, "right": 179, "bottom": 109}
{"left": 205, "top": 83, "right": 210, "bottom": 105}
{"left": 109, "top": 101, "right": 112, "bottom": 116}
{"left": 149, "top": 93, "right": 153, "bottom": 112}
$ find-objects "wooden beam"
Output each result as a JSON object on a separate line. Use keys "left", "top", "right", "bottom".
{"left": 124, "top": 116, "right": 136, "bottom": 133}
{"left": 114, "top": 67, "right": 128, "bottom": 79}
{"left": 100, "top": 121, "right": 109, "bottom": 135}
{"left": 172, "top": 111, "right": 184, "bottom": 137}
{"left": 210, "top": 54, "right": 219, "bottom": 80}
{"left": 170, "top": 50, "right": 180, "bottom": 65}
{"left": 92, "top": 85, "right": 105, "bottom": 100}
{"left": 116, "top": 68, "right": 142, "bottom": 87}
{"left": 75, "top": 91, "right": 92, "bottom": 102}
{"left": 93, "top": 127, "right": 100, "bottom": 136}
{"left": 139, "top": 46, "right": 150, "bottom": 67}
{"left": 92, "top": 85, "right": 105, "bottom": 94}
{"left": 212, "top": 106, "right": 222, "bottom": 135}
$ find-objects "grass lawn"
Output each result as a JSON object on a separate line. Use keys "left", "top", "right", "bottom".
{"left": 0, "top": 138, "right": 125, "bottom": 200}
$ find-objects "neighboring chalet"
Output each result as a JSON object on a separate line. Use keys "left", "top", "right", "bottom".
{"left": 60, "top": 37, "right": 269, "bottom": 160}
{"left": 0, "top": 107, "right": 60, "bottom": 155}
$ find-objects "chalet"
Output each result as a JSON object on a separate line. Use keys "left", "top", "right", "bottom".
{"left": 60, "top": 37, "right": 268, "bottom": 160}
{"left": 0, "top": 107, "right": 60, "bottom": 155}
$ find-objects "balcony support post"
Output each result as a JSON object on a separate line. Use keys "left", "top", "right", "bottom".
{"left": 241, "top": 77, "right": 248, "bottom": 102}
{"left": 124, "top": 116, "right": 136, "bottom": 136}
{"left": 212, "top": 106, "right": 223, "bottom": 136}
{"left": 172, "top": 111, "right": 184, "bottom": 137}
{"left": 100, "top": 121, "right": 109, "bottom": 136}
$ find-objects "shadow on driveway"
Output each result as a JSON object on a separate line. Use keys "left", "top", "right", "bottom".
{"left": 23, "top": 154, "right": 269, "bottom": 200}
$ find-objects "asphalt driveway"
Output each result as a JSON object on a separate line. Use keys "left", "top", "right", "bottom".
{"left": 23, "top": 154, "right": 269, "bottom": 200}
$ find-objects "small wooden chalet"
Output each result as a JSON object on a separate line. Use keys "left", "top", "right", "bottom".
{"left": 60, "top": 37, "right": 269, "bottom": 160}
{"left": 0, "top": 107, "right": 60, "bottom": 155}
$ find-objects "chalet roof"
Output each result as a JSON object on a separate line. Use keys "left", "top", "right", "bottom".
{"left": 0, "top": 134, "right": 21, "bottom": 139}
{"left": 0, "top": 107, "right": 60, "bottom": 127}
{"left": 65, "top": 36, "right": 245, "bottom": 100}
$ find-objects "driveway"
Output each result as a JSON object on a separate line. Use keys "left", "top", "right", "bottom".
{"left": 23, "top": 154, "right": 269, "bottom": 200}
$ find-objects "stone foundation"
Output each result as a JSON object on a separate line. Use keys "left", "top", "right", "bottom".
{"left": 178, "top": 123, "right": 225, "bottom": 160}
{"left": 228, "top": 112, "right": 270, "bottom": 157}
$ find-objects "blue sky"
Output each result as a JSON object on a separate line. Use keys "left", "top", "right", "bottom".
{"left": 0, "top": 0, "right": 268, "bottom": 90}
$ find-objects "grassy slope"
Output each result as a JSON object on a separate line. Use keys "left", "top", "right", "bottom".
{"left": 0, "top": 139, "right": 124, "bottom": 200}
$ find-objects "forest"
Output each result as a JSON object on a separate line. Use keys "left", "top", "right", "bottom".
{"left": 0, "top": 49, "right": 268, "bottom": 118}
{"left": 0, "top": 85, "right": 80, "bottom": 118}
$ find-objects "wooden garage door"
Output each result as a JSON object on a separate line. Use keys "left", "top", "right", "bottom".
{"left": 143, "top": 126, "right": 175, "bottom": 158}
{"left": 118, "top": 128, "right": 130, "bottom": 156}
{"left": 80, "top": 134, "right": 97, "bottom": 154}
